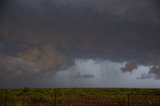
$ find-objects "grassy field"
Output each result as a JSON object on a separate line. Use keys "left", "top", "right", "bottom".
{"left": 0, "top": 88, "right": 160, "bottom": 106}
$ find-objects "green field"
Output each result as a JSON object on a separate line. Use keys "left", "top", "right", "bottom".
{"left": 0, "top": 88, "right": 160, "bottom": 106}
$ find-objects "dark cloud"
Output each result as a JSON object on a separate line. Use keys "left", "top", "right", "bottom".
{"left": 70, "top": 72, "right": 95, "bottom": 79}
{"left": 0, "top": 42, "right": 3, "bottom": 49}
{"left": 17, "top": 45, "right": 67, "bottom": 72}
{"left": 0, "top": 55, "right": 38, "bottom": 79}
{"left": 140, "top": 66, "right": 160, "bottom": 80}
{"left": 0, "top": 45, "right": 67, "bottom": 75}
{"left": 0, "top": 0, "right": 159, "bottom": 59}
{"left": 0, "top": 0, "right": 160, "bottom": 87}
{"left": 0, "top": 45, "right": 67, "bottom": 87}
{"left": 121, "top": 62, "right": 138, "bottom": 73}
{"left": 148, "top": 66, "right": 160, "bottom": 79}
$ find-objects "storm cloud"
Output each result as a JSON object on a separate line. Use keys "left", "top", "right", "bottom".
{"left": 0, "top": 0, "right": 160, "bottom": 87}
{"left": 25, "top": 59, "right": 160, "bottom": 88}
{"left": 121, "top": 62, "right": 138, "bottom": 73}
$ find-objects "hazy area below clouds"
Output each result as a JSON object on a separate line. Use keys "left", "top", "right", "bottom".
{"left": 1, "top": 59, "right": 160, "bottom": 88}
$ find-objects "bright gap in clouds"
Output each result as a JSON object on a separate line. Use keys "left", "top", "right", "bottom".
{"left": 32, "top": 59, "right": 160, "bottom": 88}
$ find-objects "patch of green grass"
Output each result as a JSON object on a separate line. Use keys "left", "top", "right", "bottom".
{"left": 15, "top": 101, "right": 22, "bottom": 106}
{"left": 0, "top": 88, "right": 160, "bottom": 105}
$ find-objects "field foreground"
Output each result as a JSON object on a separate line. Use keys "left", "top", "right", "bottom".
{"left": 0, "top": 88, "right": 160, "bottom": 106}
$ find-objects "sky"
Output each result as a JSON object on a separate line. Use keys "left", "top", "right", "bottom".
{"left": 0, "top": 0, "right": 160, "bottom": 88}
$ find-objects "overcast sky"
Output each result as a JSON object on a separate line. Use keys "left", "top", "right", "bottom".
{"left": 0, "top": 0, "right": 160, "bottom": 88}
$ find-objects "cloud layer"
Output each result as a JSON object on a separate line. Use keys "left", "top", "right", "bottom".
{"left": 27, "top": 59, "right": 160, "bottom": 88}
{"left": 0, "top": 0, "right": 159, "bottom": 63}
{"left": 0, "top": 0, "right": 160, "bottom": 87}
{"left": 0, "top": 46, "right": 67, "bottom": 87}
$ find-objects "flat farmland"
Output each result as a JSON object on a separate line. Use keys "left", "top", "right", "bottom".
{"left": 0, "top": 88, "right": 160, "bottom": 106}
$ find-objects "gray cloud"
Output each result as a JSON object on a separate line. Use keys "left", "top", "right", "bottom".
{"left": 121, "top": 62, "right": 138, "bottom": 73}
{"left": 17, "top": 45, "right": 67, "bottom": 72}
{"left": 0, "top": 55, "right": 38, "bottom": 79}
{"left": 30, "top": 59, "right": 160, "bottom": 88}
{"left": 149, "top": 66, "right": 160, "bottom": 79}
{"left": 1, "top": 46, "right": 67, "bottom": 75}
{"left": 70, "top": 72, "right": 95, "bottom": 79}
{"left": 0, "top": 0, "right": 159, "bottom": 58}
{"left": 140, "top": 66, "right": 160, "bottom": 80}
{"left": 0, "top": 42, "right": 3, "bottom": 49}
{"left": 0, "top": 0, "right": 160, "bottom": 87}
{"left": 0, "top": 45, "right": 67, "bottom": 87}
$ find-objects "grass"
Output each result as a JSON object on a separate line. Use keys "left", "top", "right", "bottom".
{"left": 0, "top": 88, "right": 160, "bottom": 105}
